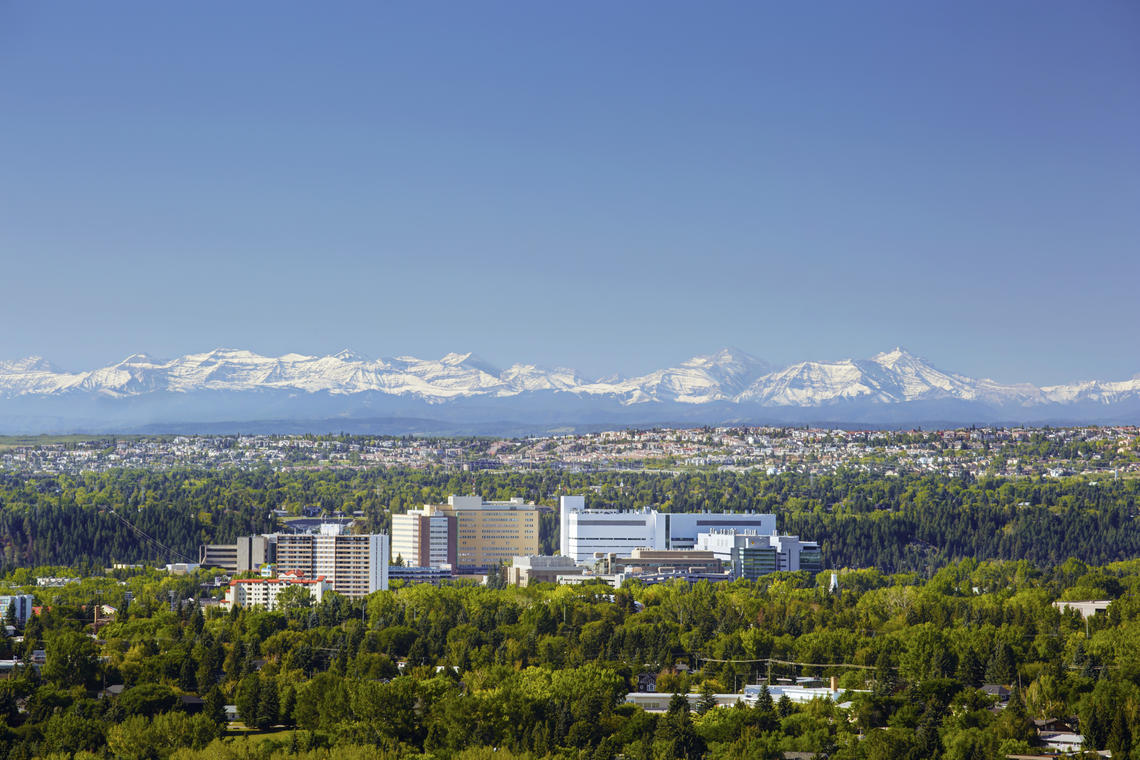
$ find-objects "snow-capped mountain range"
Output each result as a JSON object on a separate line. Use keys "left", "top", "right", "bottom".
{"left": 0, "top": 347, "right": 1137, "bottom": 433}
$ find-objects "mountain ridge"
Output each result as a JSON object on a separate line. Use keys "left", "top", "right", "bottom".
{"left": 1, "top": 346, "right": 1137, "bottom": 406}
{"left": 0, "top": 347, "right": 1137, "bottom": 432}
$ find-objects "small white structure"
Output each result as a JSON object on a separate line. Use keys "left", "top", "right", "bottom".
{"left": 624, "top": 692, "right": 743, "bottom": 712}
{"left": 1037, "top": 731, "right": 1086, "bottom": 754}
{"left": 222, "top": 571, "right": 330, "bottom": 610}
{"left": 742, "top": 681, "right": 864, "bottom": 708}
{"left": 1053, "top": 600, "right": 1111, "bottom": 619}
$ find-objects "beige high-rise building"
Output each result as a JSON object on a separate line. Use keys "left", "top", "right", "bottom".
{"left": 427, "top": 495, "right": 540, "bottom": 570}
{"left": 391, "top": 507, "right": 457, "bottom": 568}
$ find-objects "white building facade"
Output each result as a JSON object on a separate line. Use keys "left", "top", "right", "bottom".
{"left": 275, "top": 526, "right": 389, "bottom": 597}
{"left": 0, "top": 594, "right": 35, "bottom": 624}
{"left": 696, "top": 529, "right": 822, "bottom": 578}
{"left": 559, "top": 495, "right": 778, "bottom": 563}
{"left": 222, "top": 572, "right": 330, "bottom": 610}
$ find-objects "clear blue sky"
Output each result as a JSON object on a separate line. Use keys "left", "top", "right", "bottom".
{"left": 1, "top": 2, "right": 1137, "bottom": 384}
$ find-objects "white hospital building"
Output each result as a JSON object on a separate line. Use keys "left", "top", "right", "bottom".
{"left": 558, "top": 495, "right": 778, "bottom": 563}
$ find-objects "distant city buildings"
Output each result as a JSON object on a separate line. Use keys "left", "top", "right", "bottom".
{"left": 4, "top": 427, "right": 1137, "bottom": 481}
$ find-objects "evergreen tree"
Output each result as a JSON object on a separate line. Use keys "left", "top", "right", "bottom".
{"left": 752, "top": 684, "right": 778, "bottom": 732}
{"left": 203, "top": 686, "right": 227, "bottom": 726}
{"left": 985, "top": 641, "right": 1016, "bottom": 685}
{"left": 235, "top": 673, "right": 260, "bottom": 727}
{"left": 279, "top": 683, "right": 297, "bottom": 728}
{"left": 956, "top": 647, "right": 984, "bottom": 687}
{"left": 696, "top": 682, "right": 717, "bottom": 715}
{"left": 178, "top": 654, "right": 197, "bottom": 692}
{"left": 256, "top": 676, "right": 279, "bottom": 730}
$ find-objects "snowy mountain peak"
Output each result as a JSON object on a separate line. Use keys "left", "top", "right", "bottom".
{"left": 441, "top": 352, "right": 500, "bottom": 375}
{"left": 331, "top": 349, "right": 369, "bottom": 362}
{"left": 202, "top": 348, "right": 261, "bottom": 360}
{"left": 0, "top": 348, "right": 1136, "bottom": 416}
{"left": 0, "top": 356, "right": 63, "bottom": 373}
{"left": 682, "top": 346, "right": 764, "bottom": 369}
{"left": 871, "top": 347, "right": 920, "bottom": 367}
{"left": 116, "top": 353, "right": 161, "bottom": 366}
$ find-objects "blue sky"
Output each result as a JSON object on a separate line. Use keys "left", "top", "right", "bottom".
{"left": 1, "top": 2, "right": 1137, "bottom": 384}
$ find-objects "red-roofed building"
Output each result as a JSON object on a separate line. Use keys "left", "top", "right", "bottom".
{"left": 222, "top": 571, "right": 330, "bottom": 610}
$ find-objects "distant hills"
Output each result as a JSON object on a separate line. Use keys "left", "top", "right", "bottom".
{"left": 1, "top": 347, "right": 1137, "bottom": 434}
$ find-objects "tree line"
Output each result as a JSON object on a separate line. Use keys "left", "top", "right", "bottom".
{"left": 0, "top": 467, "right": 1137, "bottom": 573}
{"left": 2, "top": 557, "right": 1140, "bottom": 758}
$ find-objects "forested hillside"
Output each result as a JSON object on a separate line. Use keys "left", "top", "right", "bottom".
{"left": 2, "top": 559, "right": 1140, "bottom": 758}
{"left": 0, "top": 468, "right": 1137, "bottom": 573}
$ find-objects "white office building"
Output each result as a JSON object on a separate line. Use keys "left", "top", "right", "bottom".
{"left": 696, "top": 529, "right": 822, "bottom": 577}
{"left": 559, "top": 495, "right": 777, "bottom": 563}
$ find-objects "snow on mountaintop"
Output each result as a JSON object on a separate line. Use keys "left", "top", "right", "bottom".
{"left": 870, "top": 347, "right": 914, "bottom": 368}
{"left": 0, "top": 347, "right": 1136, "bottom": 410}
{"left": 331, "top": 349, "right": 369, "bottom": 362}
{"left": 0, "top": 356, "right": 63, "bottom": 373}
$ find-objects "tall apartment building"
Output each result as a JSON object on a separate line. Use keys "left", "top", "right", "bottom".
{"left": 394, "top": 495, "right": 540, "bottom": 571}
{"left": 559, "top": 495, "right": 778, "bottom": 563}
{"left": 274, "top": 524, "right": 388, "bottom": 597}
{"left": 391, "top": 507, "right": 457, "bottom": 567}
{"left": 0, "top": 594, "right": 35, "bottom": 625}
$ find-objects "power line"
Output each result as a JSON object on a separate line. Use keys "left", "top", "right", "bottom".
{"left": 106, "top": 509, "right": 195, "bottom": 564}
{"left": 697, "top": 655, "right": 893, "bottom": 671}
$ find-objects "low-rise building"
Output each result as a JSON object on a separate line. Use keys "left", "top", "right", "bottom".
{"left": 508, "top": 555, "right": 584, "bottom": 587}
{"left": 696, "top": 530, "right": 822, "bottom": 579}
{"left": 389, "top": 565, "right": 454, "bottom": 586}
{"left": 222, "top": 571, "right": 329, "bottom": 610}
{"left": 200, "top": 535, "right": 277, "bottom": 573}
{"left": 199, "top": 543, "right": 239, "bottom": 571}
{"left": 1053, "top": 600, "right": 1112, "bottom": 619}
{"left": 624, "top": 692, "right": 743, "bottom": 712}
